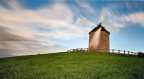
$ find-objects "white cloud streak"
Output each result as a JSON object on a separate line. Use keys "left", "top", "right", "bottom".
{"left": 121, "top": 12, "right": 144, "bottom": 26}
{"left": 107, "top": 11, "right": 144, "bottom": 30}
{"left": 98, "top": 7, "right": 135, "bottom": 31}
{"left": 75, "top": 0, "right": 96, "bottom": 14}
{"left": 76, "top": 18, "right": 96, "bottom": 27}
{"left": 0, "top": 0, "right": 92, "bottom": 57}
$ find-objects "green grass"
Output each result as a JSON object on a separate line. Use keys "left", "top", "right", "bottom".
{"left": 0, "top": 52, "right": 144, "bottom": 79}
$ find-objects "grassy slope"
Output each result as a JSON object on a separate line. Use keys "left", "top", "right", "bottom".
{"left": 0, "top": 52, "right": 144, "bottom": 79}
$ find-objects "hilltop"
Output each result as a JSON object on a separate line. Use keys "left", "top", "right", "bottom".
{"left": 0, "top": 52, "right": 144, "bottom": 79}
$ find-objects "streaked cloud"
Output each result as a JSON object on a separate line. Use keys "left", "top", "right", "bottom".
{"left": 75, "top": 0, "right": 95, "bottom": 14}
{"left": 0, "top": 0, "right": 93, "bottom": 57}
{"left": 76, "top": 17, "right": 96, "bottom": 27}
{"left": 121, "top": 12, "right": 144, "bottom": 26}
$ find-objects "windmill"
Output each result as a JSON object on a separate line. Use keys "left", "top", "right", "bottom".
{"left": 76, "top": 16, "right": 112, "bottom": 52}
{"left": 88, "top": 22, "right": 110, "bottom": 52}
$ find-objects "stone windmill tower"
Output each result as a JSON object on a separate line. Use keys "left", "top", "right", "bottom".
{"left": 89, "top": 23, "right": 110, "bottom": 52}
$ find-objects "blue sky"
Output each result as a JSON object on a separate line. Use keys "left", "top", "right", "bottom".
{"left": 0, "top": 0, "right": 144, "bottom": 57}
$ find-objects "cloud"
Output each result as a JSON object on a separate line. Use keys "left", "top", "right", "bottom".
{"left": 106, "top": 12, "right": 144, "bottom": 30}
{"left": 121, "top": 12, "right": 144, "bottom": 26}
{"left": 4, "top": 0, "right": 23, "bottom": 10}
{"left": 0, "top": 0, "right": 89, "bottom": 40}
{"left": 0, "top": 40, "right": 65, "bottom": 58}
{"left": 75, "top": 0, "right": 95, "bottom": 14}
{"left": 76, "top": 17, "right": 96, "bottom": 27}
{"left": 98, "top": 7, "right": 128, "bottom": 31}
{"left": 100, "top": 2, "right": 144, "bottom": 30}
{"left": 0, "top": 27, "right": 34, "bottom": 41}
{"left": 0, "top": 0, "right": 92, "bottom": 57}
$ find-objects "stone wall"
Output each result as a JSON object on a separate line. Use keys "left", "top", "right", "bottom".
{"left": 97, "top": 31, "right": 109, "bottom": 52}
{"left": 89, "top": 30, "right": 109, "bottom": 52}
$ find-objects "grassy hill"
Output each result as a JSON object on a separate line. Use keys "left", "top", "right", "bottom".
{"left": 0, "top": 52, "right": 144, "bottom": 79}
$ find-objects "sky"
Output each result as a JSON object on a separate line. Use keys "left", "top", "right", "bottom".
{"left": 0, "top": 0, "right": 144, "bottom": 57}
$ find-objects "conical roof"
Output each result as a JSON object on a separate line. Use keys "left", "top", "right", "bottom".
{"left": 89, "top": 23, "right": 110, "bottom": 34}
